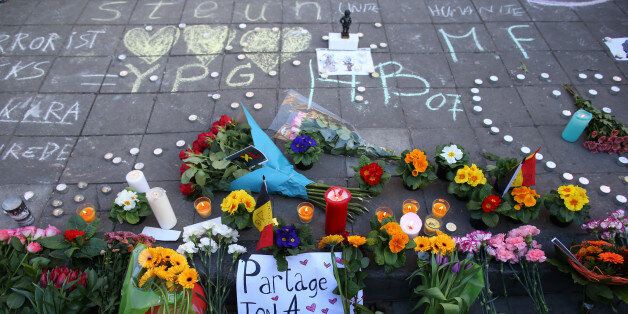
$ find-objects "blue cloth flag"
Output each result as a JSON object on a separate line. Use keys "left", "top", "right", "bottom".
{"left": 230, "top": 107, "right": 313, "bottom": 198}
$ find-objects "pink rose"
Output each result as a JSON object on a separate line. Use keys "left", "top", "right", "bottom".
{"left": 19, "top": 226, "right": 37, "bottom": 237}
{"left": 0, "top": 230, "right": 10, "bottom": 242}
{"left": 44, "top": 225, "right": 61, "bottom": 237}
{"left": 26, "top": 242, "right": 42, "bottom": 253}
{"left": 525, "top": 248, "right": 546, "bottom": 263}
{"left": 33, "top": 228, "right": 45, "bottom": 240}
{"left": 16, "top": 235, "right": 26, "bottom": 244}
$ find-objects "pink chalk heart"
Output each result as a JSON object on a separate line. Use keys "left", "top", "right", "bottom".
{"left": 300, "top": 259, "right": 309, "bottom": 266}
{"left": 321, "top": 309, "right": 329, "bottom": 314}
{"left": 306, "top": 303, "right": 316, "bottom": 312}
{"left": 324, "top": 262, "right": 331, "bottom": 268}
{"left": 329, "top": 298, "right": 337, "bottom": 304}
{"left": 271, "top": 296, "right": 279, "bottom": 301}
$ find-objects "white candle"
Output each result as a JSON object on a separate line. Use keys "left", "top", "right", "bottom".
{"left": 400, "top": 212, "right": 422, "bottom": 238}
{"left": 126, "top": 170, "right": 150, "bottom": 193}
{"left": 146, "top": 187, "right": 177, "bottom": 229}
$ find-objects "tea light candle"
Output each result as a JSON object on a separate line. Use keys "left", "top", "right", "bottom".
{"left": 561, "top": 110, "right": 572, "bottom": 119}
{"left": 593, "top": 73, "right": 603, "bottom": 81}
{"left": 297, "top": 202, "right": 314, "bottom": 223}
{"left": 445, "top": 222, "right": 457, "bottom": 232}
{"left": 146, "top": 187, "right": 177, "bottom": 229}
{"left": 540, "top": 73, "right": 550, "bottom": 80}
{"left": 482, "top": 119, "right": 492, "bottom": 127}
{"left": 612, "top": 76, "right": 622, "bottom": 82}
{"left": 545, "top": 161, "right": 556, "bottom": 170}
{"left": 423, "top": 216, "right": 441, "bottom": 236}
{"left": 562, "top": 109, "right": 592, "bottom": 142}
{"left": 577, "top": 73, "right": 587, "bottom": 81}
{"left": 472, "top": 105, "right": 483, "bottom": 114}
{"left": 194, "top": 197, "right": 212, "bottom": 218}
{"left": 535, "top": 153, "right": 543, "bottom": 160}
{"left": 490, "top": 126, "right": 500, "bottom": 134}
{"left": 130, "top": 147, "right": 140, "bottom": 155}
{"left": 126, "top": 170, "right": 150, "bottom": 193}
{"left": 578, "top": 177, "right": 589, "bottom": 185}
{"left": 503, "top": 135, "right": 513, "bottom": 144}
{"left": 619, "top": 156, "right": 628, "bottom": 166}
{"left": 588, "top": 89, "right": 597, "bottom": 97}
{"left": 599, "top": 185, "right": 611, "bottom": 195}
{"left": 245, "top": 91, "right": 254, "bottom": 98}
{"left": 551, "top": 90, "right": 561, "bottom": 98}
{"left": 562, "top": 172, "right": 574, "bottom": 182}
{"left": 369, "top": 44, "right": 378, "bottom": 49}
{"left": 616, "top": 195, "right": 627, "bottom": 205}
{"left": 472, "top": 95, "right": 482, "bottom": 103}
{"left": 489, "top": 75, "right": 498, "bottom": 83}
{"left": 269, "top": 70, "right": 277, "bottom": 76}
{"left": 516, "top": 74, "right": 525, "bottom": 81}
{"left": 402, "top": 199, "right": 420, "bottom": 215}
{"left": 400, "top": 212, "right": 422, "bottom": 238}
{"left": 56, "top": 183, "right": 68, "bottom": 194}
{"left": 610, "top": 86, "right": 620, "bottom": 95}
{"left": 474, "top": 79, "right": 483, "bottom": 85}
{"left": 77, "top": 204, "right": 96, "bottom": 223}
{"left": 375, "top": 207, "right": 393, "bottom": 222}
{"left": 602, "top": 107, "right": 612, "bottom": 114}
{"left": 470, "top": 88, "right": 479, "bottom": 94}
{"left": 431, "top": 199, "right": 450, "bottom": 218}
{"left": 521, "top": 146, "right": 531, "bottom": 155}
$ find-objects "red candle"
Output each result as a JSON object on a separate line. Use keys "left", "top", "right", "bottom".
{"left": 324, "top": 186, "right": 352, "bottom": 235}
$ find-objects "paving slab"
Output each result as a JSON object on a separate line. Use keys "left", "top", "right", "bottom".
{"left": 535, "top": 22, "right": 603, "bottom": 51}
{"left": 26, "top": 0, "right": 88, "bottom": 25}
{"left": 61, "top": 25, "right": 125, "bottom": 57}
{"left": 147, "top": 92, "right": 215, "bottom": 133}
{"left": 77, "top": 0, "right": 138, "bottom": 25}
{"left": 447, "top": 52, "right": 512, "bottom": 87}
{"left": 181, "top": 0, "right": 234, "bottom": 24}
{"left": 472, "top": 0, "right": 530, "bottom": 22}
{"left": 82, "top": 94, "right": 155, "bottom": 135}
{"left": 40, "top": 56, "right": 112, "bottom": 93}
{"left": 232, "top": 0, "right": 283, "bottom": 23}
{"left": 136, "top": 132, "right": 199, "bottom": 181}
{"left": 3, "top": 25, "right": 71, "bottom": 56}
{"left": 129, "top": 0, "right": 186, "bottom": 25}
{"left": 13, "top": 94, "right": 96, "bottom": 136}
{"left": 385, "top": 24, "right": 442, "bottom": 53}
{"left": 0, "top": 0, "right": 40, "bottom": 25}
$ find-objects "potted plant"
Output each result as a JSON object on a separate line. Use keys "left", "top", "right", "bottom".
{"left": 435, "top": 144, "right": 468, "bottom": 181}
{"left": 501, "top": 186, "right": 541, "bottom": 224}
{"left": 261, "top": 222, "right": 314, "bottom": 271}
{"left": 366, "top": 215, "right": 416, "bottom": 273}
{"left": 447, "top": 164, "right": 488, "bottom": 201}
{"left": 220, "top": 190, "right": 256, "bottom": 230}
{"left": 109, "top": 188, "right": 152, "bottom": 225}
{"left": 466, "top": 184, "right": 510, "bottom": 229}
{"left": 543, "top": 185, "right": 590, "bottom": 227}
{"left": 285, "top": 133, "right": 322, "bottom": 170}
{"left": 353, "top": 155, "right": 390, "bottom": 196}
{"left": 398, "top": 148, "right": 437, "bottom": 190}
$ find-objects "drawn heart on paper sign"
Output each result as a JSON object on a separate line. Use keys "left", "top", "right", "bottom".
{"left": 299, "top": 259, "right": 309, "bottom": 266}
{"left": 324, "top": 262, "right": 331, "bottom": 268}
{"left": 321, "top": 309, "right": 329, "bottom": 314}
{"left": 271, "top": 296, "right": 279, "bottom": 301}
{"left": 328, "top": 298, "right": 337, "bottom": 305}
{"left": 124, "top": 26, "right": 180, "bottom": 64}
{"left": 184, "top": 25, "right": 234, "bottom": 66}
{"left": 305, "top": 303, "right": 316, "bottom": 312}
{"left": 335, "top": 257, "right": 343, "bottom": 264}
{"left": 240, "top": 27, "right": 310, "bottom": 73}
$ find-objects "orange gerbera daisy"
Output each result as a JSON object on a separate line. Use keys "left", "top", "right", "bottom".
{"left": 388, "top": 232, "right": 408, "bottom": 254}
{"left": 381, "top": 222, "right": 403, "bottom": 235}
{"left": 585, "top": 240, "right": 611, "bottom": 247}
{"left": 598, "top": 252, "right": 624, "bottom": 264}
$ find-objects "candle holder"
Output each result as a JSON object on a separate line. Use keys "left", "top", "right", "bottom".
{"left": 77, "top": 203, "right": 97, "bottom": 223}
{"left": 194, "top": 196, "right": 212, "bottom": 218}
{"left": 402, "top": 199, "right": 420, "bottom": 215}
{"left": 423, "top": 215, "right": 441, "bottom": 236}
{"left": 375, "top": 207, "right": 393, "bottom": 223}
{"left": 297, "top": 202, "right": 314, "bottom": 223}
{"left": 431, "top": 198, "right": 450, "bottom": 219}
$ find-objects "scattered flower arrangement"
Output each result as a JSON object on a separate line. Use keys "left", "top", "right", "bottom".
{"left": 285, "top": 133, "right": 323, "bottom": 170}
{"left": 398, "top": 148, "right": 437, "bottom": 190}
{"left": 318, "top": 234, "right": 370, "bottom": 313}
{"left": 353, "top": 155, "right": 390, "bottom": 196}
{"left": 543, "top": 184, "right": 590, "bottom": 225}
{"left": 39, "top": 215, "right": 107, "bottom": 261}
{"left": 501, "top": 186, "right": 541, "bottom": 224}
{"left": 581, "top": 209, "right": 627, "bottom": 245}
{"left": 262, "top": 222, "right": 313, "bottom": 271}
{"left": 435, "top": 144, "right": 469, "bottom": 180}
{"left": 220, "top": 190, "right": 256, "bottom": 230}
{"left": 448, "top": 164, "right": 488, "bottom": 200}
{"left": 366, "top": 216, "right": 415, "bottom": 273}
{"left": 109, "top": 188, "right": 152, "bottom": 224}
{"left": 178, "top": 221, "right": 245, "bottom": 314}
{"left": 455, "top": 230, "right": 497, "bottom": 314}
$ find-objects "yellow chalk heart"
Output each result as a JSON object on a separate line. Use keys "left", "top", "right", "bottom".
{"left": 123, "top": 26, "right": 180, "bottom": 64}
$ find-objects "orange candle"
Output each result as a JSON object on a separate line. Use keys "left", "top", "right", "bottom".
{"left": 297, "top": 202, "right": 314, "bottom": 223}
{"left": 375, "top": 207, "right": 393, "bottom": 223}
{"left": 402, "top": 199, "right": 420, "bottom": 214}
{"left": 77, "top": 204, "right": 96, "bottom": 223}
{"left": 194, "top": 197, "right": 212, "bottom": 218}
{"left": 431, "top": 199, "right": 450, "bottom": 218}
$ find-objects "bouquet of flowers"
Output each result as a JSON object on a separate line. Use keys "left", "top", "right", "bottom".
{"left": 455, "top": 231, "right": 497, "bottom": 314}
{"left": 262, "top": 222, "right": 314, "bottom": 271}
{"left": 178, "top": 221, "right": 246, "bottom": 314}
{"left": 408, "top": 233, "right": 483, "bottom": 314}
{"left": 581, "top": 209, "right": 627, "bottom": 245}
{"left": 285, "top": 132, "right": 323, "bottom": 170}
{"left": 353, "top": 155, "right": 390, "bottom": 196}
{"left": 435, "top": 144, "right": 469, "bottom": 180}
{"left": 398, "top": 149, "right": 437, "bottom": 190}
{"left": 466, "top": 184, "right": 510, "bottom": 228}
{"left": 39, "top": 215, "right": 107, "bottom": 262}
{"left": 543, "top": 185, "right": 590, "bottom": 225}
{"left": 447, "top": 164, "right": 488, "bottom": 201}
{"left": 487, "top": 225, "right": 548, "bottom": 314}
{"left": 366, "top": 216, "right": 416, "bottom": 273}
{"left": 318, "top": 234, "right": 370, "bottom": 313}
{"left": 501, "top": 186, "right": 541, "bottom": 223}
{"left": 180, "top": 110, "right": 370, "bottom": 221}
{"left": 109, "top": 188, "right": 152, "bottom": 224}
{"left": 220, "top": 190, "right": 256, "bottom": 230}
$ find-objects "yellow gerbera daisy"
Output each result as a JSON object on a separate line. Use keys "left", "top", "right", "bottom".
{"left": 177, "top": 268, "right": 199, "bottom": 289}
{"left": 138, "top": 269, "right": 154, "bottom": 288}
{"left": 170, "top": 253, "right": 189, "bottom": 268}
{"left": 138, "top": 248, "right": 161, "bottom": 268}
{"left": 430, "top": 234, "right": 455, "bottom": 255}
{"left": 318, "top": 234, "right": 345, "bottom": 249}
{"left": 154, "top": 265, "right": 175, "bottom": 282}
{"left": 413, "top": 236, "right": 431, "bottom": 252}
{"left": 347, "top": 235, "right": 367, "bottom": 248}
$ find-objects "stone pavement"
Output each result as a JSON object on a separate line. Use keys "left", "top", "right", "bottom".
{"left": 0, "top": 0, "right": 627, "bottom": 312}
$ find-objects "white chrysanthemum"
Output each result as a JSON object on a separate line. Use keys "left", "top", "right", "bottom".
{"left": 440, "top": 144, "right": 463, "bottom": 165}
{"left": 176, "top": 242, "right": 198, "bottom": 254}
{"left": 228, "top": 244, "right": 246, "bottom": 255}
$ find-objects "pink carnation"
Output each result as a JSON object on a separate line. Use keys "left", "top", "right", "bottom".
{"left": 495, "top": 247, "right": 517, "bottom": 263}
{"left": 0, "top": 230, "right": 10, "bottom": 242}
{"left": 44, "top": 225, "right": 61, "bottom": 237}
{"left": 488, "top": 233, "right": 506, "bottom": 249}
{"left": 505, "top": 236, "right": 527, "bottom": 252}
{"left": 508, "top": 225, "right": 540, "bottom": 238}
{"left": 525, "top": 249, "right": 546, "bottom": 263}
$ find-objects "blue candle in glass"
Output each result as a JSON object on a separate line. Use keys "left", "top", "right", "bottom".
{"left": 562, "top": 109, "right": 592, "bottom": 142}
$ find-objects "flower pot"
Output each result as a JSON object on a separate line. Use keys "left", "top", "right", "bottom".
{"left": 470, "top": 218, "right": 489, "bottom": 230}
{"left": 436, "top": 165, "right": 449, "bottom": 180}
{"left": 295, "top": 162, "right": 313, "bottom": 170}
{"left": 549, "top": 215, "right": 572, "bottom": 228}
{"left": 128, "top": 216, "right": 147, "bottom": 225}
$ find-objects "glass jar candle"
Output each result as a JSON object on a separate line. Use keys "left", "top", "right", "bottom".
{"left": 194, "top": 197, "right": 212, "bottom": 218}
{"left": 402, "top": 199, "right": 420, "bottom": 215}
{"left": 431, "top": 199, "right": 450, "bottom": 218}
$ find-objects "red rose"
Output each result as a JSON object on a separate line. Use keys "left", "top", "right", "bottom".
{"left": 359, "top": 162, "right": 384, "bottom": 186}
{"left": 590, "top": 131, "right": 598, "bottom": 138}
{"left": 197, "top": 132, "right": 215, "bottom": 148}
{"left": 179, "top": 183, "right": 195, "bottom": 196}
{"left": 481, "top": 195, "right": 502, "bottom": 213}
{"left": 217, "top": 115, "right": 233, "bottom": 127}
{"left": 180, "top": 163, "right": 190, "bottom": 174}
{"left": 64, "top": 230, "right": 86, "bottom": 242}
{"left": 192, "top": 140, "right": 204, "bottom": 152}
{"left": 179, "top": 149, "right": 192, "bottom": 160}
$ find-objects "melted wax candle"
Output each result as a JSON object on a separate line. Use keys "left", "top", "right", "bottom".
{"left": 324, "top": 187, "right": 351, "bottom": 235}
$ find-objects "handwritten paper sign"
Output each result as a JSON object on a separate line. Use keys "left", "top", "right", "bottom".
{"left": 237, "top": 253, "right": 362, "bottom": 314}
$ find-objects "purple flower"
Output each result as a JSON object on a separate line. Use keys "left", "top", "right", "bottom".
{"left": 275, "top": 225, "right": 300, "bottom": 248}
{"left": 435, "top": 254, "right": 449, "bottom": 266}
{"left": 290, "top": 135, "right": 317, "bottom": 154}
{"left": 451, "top": 262, "right": 461, "bottom": 273}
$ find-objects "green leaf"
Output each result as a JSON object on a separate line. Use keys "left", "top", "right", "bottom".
{"left": 181, "top": 168, "right": 198, "bottom": 183}
{"left": 194, "top": 170, "right": 207, "bottom": 186}
{"left": 38, "top": 235, "right": 69, "bottom": 250}
{"left": 211, "top": 159, "right": 230, "bottom": 170}
{"left": 421, "top": 287, "right": 447, "bottom": 301}
{"left": 482, "top": 213, "right": 499, "bottom": 227}
{"left": 125, "top": 211, "right": 140, "bottom": 224}
{"left": 6, "top": 292, "right": 24, "bottom": 309}
{"left": 233, "top": 169, "right": 250, "bottom": 178}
